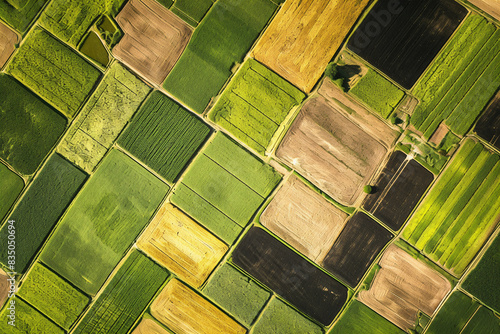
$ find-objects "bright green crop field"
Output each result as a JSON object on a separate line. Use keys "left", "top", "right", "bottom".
{"left": 0, "top": 298, "right": 64, "bottom": 333}
{"left": 0, "top": 161, "right": 23, "bottom": 221}
{"left": 0, "top": 0, "right": 47, "bottom": 32}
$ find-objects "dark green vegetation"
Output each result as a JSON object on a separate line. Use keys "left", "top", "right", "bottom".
{"left": 209, "top": 58, "right": 305, "bottom": 154}
{"left": 0, "top": 154, "right": 87, "bottom": 273}
{"left": 7, "top": 28, "right": 101, "bottom": 118}
{"left": 474, "top": 90, "right": 500, "bottom": 150}
{"left": 40, "top": 149, "right": 169, "bottom": 295}
{"left": 171, "top": 133, "right": 281, "bottom": 244}
{"left": 403, "top": 139, "right": 500, "bottom": 275}
{"left": 0, "top": 298, "right": 64, "bottom": 333}
{"left": 202, "top": 263, "right": 270, "bottom": 327}
{"left": 412, "top": 15, "right": 500, "bottom": 138}
{"left": 460, "top": 306, "right": 500, "bottom": 334}
{"left": 0, "top": 0, "right": 47, "bottom": 32}
{"left": 79, "top": 31, "right": 109, "bottom": 67}
{"left": 0, "top": 161, "right": 23, "bottom": 221}
{"left": 171, "top": 0, "right": 213, "bottom": 26}
{"left": 118, "top": 91, "right": 211, "bottom": 183}
{"left": 232, "top": 227, "right": 348, "bottom": 326}
{"left": 74, "top": 250, "right": 169, "bottom": 334}
{"left": 96, "top": 15, "right": 121, "bottom": 47}
{"left": 0, "top": 74, "right": 66, "bottom": 175}
{"left": 18, "top": 263, "right": 89, "bottom": 330}
{"left": 163, "top": 0, "right": 277, "bottom": 113}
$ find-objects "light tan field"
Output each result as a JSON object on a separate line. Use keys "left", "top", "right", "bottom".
{"left": 260, "top": 175, "right": 348, "bottom": 262}
{"left": 113, "top": 0, "right": 192, "bottom": 86}
{"left": 137, "top": 203, "right": 228, "bottom": 288}
{"left": 151, "top": 279, "right": 246, "bottom": 334}
{"left": 0, "top": 21, "right": 18, "bottom": 68}
{"left": 132, "top": 318, "right": 170, "bottom": 334}
{"left": 252, "top": 0, "right": 370, "bottom": 92}
{"left": 359, "top": 245, "right": 451, "bottom": 331}
{"left": 0, "top": 269, "right": 8, "bottom": 307}
{"left": 469, "top": 0, "right": 500, "bottom": 21}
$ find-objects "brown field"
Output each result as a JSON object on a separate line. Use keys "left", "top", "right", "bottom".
{"left": 113, "top": 0, "right": 192, "bottom": 86}
{"left": 252, "top": 0, "right": 370, "bottom": 92}
{"left": 0, "top": 21, "right": 18, "bottom": 68}
{"left": 469, "top": 0, "right": 500, "bottom": 21}
{"left": 260, "top": 175, "right": 348, "bottom": 262}
{"left": 151, "top": 279, "right": 246, "bottom": 334}
{"left": 0, "top": 269, "right": 8, "bottom": 307}
{"left": 132, "top": 318, "right": 170, "bottom": 334}
{"left": 137, "top": 203, "right": 228, "bottom": 288}
{"left": 276, "top": 94, "right": 388, "bottom": 206}
{"left": 359, "top": 245, "right": 451, "bottom": 331}
{"left": 429, "top": 123, "right": 449, "bottom": 146}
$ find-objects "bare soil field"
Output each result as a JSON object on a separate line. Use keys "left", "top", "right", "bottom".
{"left": 252, "top": 0, "right": 370, "bottom": 92}
{"left": 429, "top": 123, "right": 450, "bottom": 146}
{"left": 0, "top": 21, "right": 18, "bottom": 68}
{"left": 132, "top": 318, "right": 170, "bottom": 334}
{"left": 469, "top": 0, "right": 500, "bottom": 21}
{"left": 137, "top": 203, "right": 228, "bottom": 288}
{"left": 474, "top": 90, "right": 500, "bottom": 150}
{"left": 260, "top": 175, "right": 348, "bottom": 262}
{"left": 0, "top": 269, "right": 8, "bottom": 307}
{"left": 113, "top": 0, "right": 192, "bottom": 85}
{"left": 359, "top": 245, "right": 451, "bottom": 331}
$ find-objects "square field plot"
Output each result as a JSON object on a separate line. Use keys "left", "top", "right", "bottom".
{"left": 0, "top": 21, "right": 18, "bottom": 68}
{"left": 347, "top": 0, "right": 467, "bottom": 89}
{"left": 0, "top": 161, "right": 23, "bottom": 221}
{"left": 113, "top": 0, "right": 192, "bottom": 86}
{"left": 209, "top": 58, "right": 305, "bottom": 155}
{"left": 474, "top": 90, "right": 500, "bottom": 150}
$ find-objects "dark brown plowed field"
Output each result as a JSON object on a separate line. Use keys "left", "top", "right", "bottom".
{"left": 475, "top": 91, "right": 500, "bottom": 150}
{"left": 347, "top": 0, "right": 468, "bottom": 89}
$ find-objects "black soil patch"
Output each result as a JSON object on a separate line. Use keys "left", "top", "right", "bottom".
{"left": 475, "top": 91, "right": 500, "bottom": 150}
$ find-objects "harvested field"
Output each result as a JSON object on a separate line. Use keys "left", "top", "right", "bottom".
{"left": 469, "top": 0, "right": 500, "bottom": 21}
{"left": 79, "top": 31, "right": 109, "bottom": 67}
{"left": 232, "top": 227, "right": 348, "bottom": 326}
{"left": 202, "top": 263, "right": 270, "bottom": 327}
{"left": 252, "top": 0, "right": 370, "bottom": 92}
{"left": 208, "top": 58, "right": 305, "bottom": 154}
{"left": 358, "top": 245, "right": 451, "bottom": 331}
{"left": 18, "top": 263, "right": 89, "bottom": 330}
{"left": 113, "top": 0, "right": 192, "bottom": 85}
{"left": 362, "top": 151, "right": 434, "bottom": 231}
{"left": 118, "top": 91, "right": 211, "bottom": 183}
{"left": 40, "top": 149, "right": 168, "bottom": 295}
{"left": 0, "top": 161, "right": 23, "bottom": 221}
{"left": 0, "top": 21, "right": 18, "bottom": 68}
{"left": 132, "top": 318, "right": 171, "bottom": 334}
{"left": 0, "top": 0, "right": 47, "bottom": 32}
{"left": 58, "top": 63, "right": 150, "bottom": 173}
{"left": 276, "top": 95, "right": 387, "bottom": 206}
{"left": 322, "top": 212, "right": 393, "bottom": 287}
{"left": 474, "top": 90, "right": 500, "bottom": 150}
{"left": 403, "top": 139, "right": 500, "bottom": 275}
{"left": 348, "top": 0, "right": 467, "bottom": 89}
{"left": 6, "top": 28, "right": 101, "bottom": 118}
{"left": 137, "top": 203, "right": 227, "bottom": 288}
{"left": 74, "top": 250, "right": 169, "bottom": 334}
{"left": 0, "top": 74, "right": 66, "bottom": 175}
{"left": 0, "top": 154, "right": 87, "bottom": 273}
{"left": 0, "top": 269, "right": 8, "bottom": 307}
{"left": 151, "top": 278, "right": 246, "bottom": 334}
{"left": 260, "top": 175, "right": 348, "bottom": 262}
{"left": 171, "top": 0, "right": 213, "bottom": 26}
{"left": 163, "top": 0, "right": 277, "bottom": 113}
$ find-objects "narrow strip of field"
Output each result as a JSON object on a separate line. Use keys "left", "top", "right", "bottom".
{"left": 0, "top": 21, "right": 18, "bottom": 67}
{"left": 0, "top": 161, "right": 23, "bottom": 221}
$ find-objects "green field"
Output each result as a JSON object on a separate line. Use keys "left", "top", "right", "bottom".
{"left": 203, "top": 263, "right": 270, "bottom": 327}
{"left": 79, "top": 31, "right": 109, "bottom": 67}
{"left": 403, "top": 139, "right": 500, "bottom": 275}
{"left": 58, "top": 62, "right": 150, "bottom": 173}
{"left": 460, "top": 306, "right": 500, "bottom": 334}
{"left": 40, "top": 149, "right": 169, "bottom": 295}
{"left": 18, "top": 263, "right": 89, "bottom": 330}
{"left": 329, "top": 300, "right": 403, "bottom": 334}
{"left": 163, "top": 0, "right": 278, "bottom": 113}
{"left": 118, "top": 91, "right": 212, "bottom": 183}
{"left": 7, "top": 28, "right": 101, "bottom": 118}
{"left": 171, "top": 0, "right": 213, "bottom": 26}
{"left": 0, "top": 0, "right": 47, "bottom": 32}
{"left": 0, "top": 298, "right": 64, "bottom": 333}
{"left": 0, "top": 74, "right": 67, "bottom": 175}
{"left": 0, "top": 161, "right": 23, "bottom": 221}
{"left": 0, "top": 154, "right": 87, "bottom": 273}
{"left": 171, "top": 133, "right": 281, "bottom": 244}
{"left": 209, "top": 58, "right": 305, "bottom": 154}
{"left": 350, "top": 69, "right": 405, "bottom": 118}
{"left": 73, "top": 250, "right": 169, "bottom": 334}
{"left": 412, "top": 15, "right": 500, "bottom": 138}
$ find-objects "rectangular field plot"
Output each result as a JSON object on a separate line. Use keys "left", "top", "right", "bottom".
{"left": 18, "top": 263, "right": 89, "bottom": 330}
{"left": 232, "top": 227, "right": 348, "bottom": 326}
{"left": 151, "top": 279, "right": 246, "bottom": 334}
{"left": 347, "top": 0, "right": 467, "bottom": 89}
{"left": 0, "top": 154, "right": 87, "bottom": 273}
{"left": 40, "top": 149, "right": 169, "bottom": 295}
{"left": 208, "top": 58, "right": 305, "bottom": 154}
{"left": 118, "top": 91, "right": 211, "bottom": 183}
{"left": 58, "top": 63, "right": 150, "bottom": 173}
{"left": 0, "top": 21, "right": 18, "bottom": 67}
{"left": 474, "top": 90, "right": 500, "bottom": 150}
{"left": 163, "top": 0, "right": 278, "bottom": 113}
{"left": 74, "top": 250, "right": 169, "bottom": 334}
{"left": 171, "top": 133, "right": 281, "bottom": 244}
{"left": 0, "top": 0, "right": 47, "bottom": 32}
{"left": 322, "top": 212, "right": 393, "bottom": 288}
{"left": 411, "top": 15, "right": 500, "bottom": 138}
{"left": 137, "top": 203, "right": 227, "bottom": 288}
{"left": 252, "top": 0, "right": 370, "bottom": 92}
{"left": 0, "top": 298, "right": 63, "bottom": 334}
{"left": 0, "top": 161, "right": 23, "bottom": 221}
{"left": 363, "top": 151, "right": 434, "bottom": 231}
{"left": 113, "top": 0, "right": 192, "bottom": 85}
{"left": 0, "top": 74, "right": 66, "bottom": 175}
{"left": 358, "top": 245, "right": 451, "bottom": 332}
{"left": 6, "top": 28, "right": 101, "bottom": 118}
{"left": 403, "top": 139, "right": 500, "bottom": 275}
